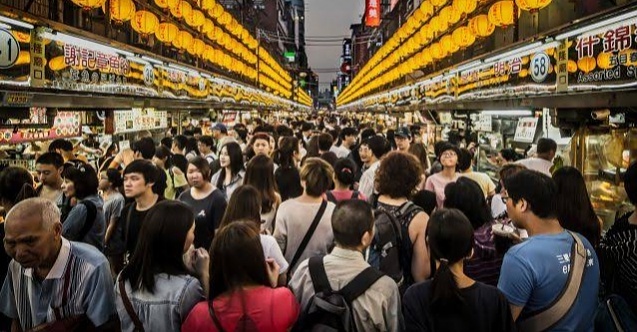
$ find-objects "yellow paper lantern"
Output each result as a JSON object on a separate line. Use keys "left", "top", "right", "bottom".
{"left": 185, "top": 9, "right": 205, "bottom": 27}
{"left": 597, "top": 52, "right": 613, "bottom": 69}
{"left": 200, "top": 0, "right": 215, "bottom": 10}
{"left": 131, "top": 11, "right": 159, "bottom": 36}
{"left": 578, "top": 56, "right": 596, "bottom": 73}
{"left": 103, "top": 0, "right": 136, "bottom": 23}
{"left": 519, "top": 69, "right": 528, "bottom": 78}
{"left": 452, "top": 26, "right": 476, "bottom": 48}
{"left": 469, "top": 14, "right": 495, "bottom": 37}
{"left": 154, "top": 0, "right": 178, "bottom": 10}
{"left": 170, "top": 0, "right": 192, "bottom": 19}
{"left": 516, "top": 0, "right": 552, "bottom": 12}
{"left": 202, "top": 19, "right": 215, "bottom": 34}
{"left": 174, "top": 30, "right": 193, "bottom": 50}
{"left": 219, "top": 12, "right": 231, "bottom": 25}
{"left": 72, "top": 0, "right": 106, "bottom": 10}
{"left": 210, "top": 3, "right": 223, "bottom": 19}
{"left": 453, "top": 0, "right": 477, "bottom": 14}
{"left": 441, "top": 35, "right": 459, "bottom": 54}
{"left": 430, "top": 42, "right": 446, "bottom": 59}
{"left": 155, "top": 22, "right": 179, "bottom": 44}
{"left": 49, "top": 56, "right": 67, "bottom": 71}
{"left": 567, "top": 60, "right": 577, "bottom": 73}
{"left": 15, "top": 51, "right": 30, "bottom": 66}
{"left": 430, "top": 0, "right": 449, "bottom": 7}
{"left": 488, "top": 1, "right": 515, "bottom": 27}
{"left": 11, "top": 31, "right": 30, "bottom": 44}
{"left": 440, "top": 6, "right": 461, "bottom": 25}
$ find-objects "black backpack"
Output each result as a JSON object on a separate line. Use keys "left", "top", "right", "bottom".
{"left": 368, "top": 201, "right": 421, "bottom": 289}
{"left": 325, "top": 191, "right": 360, "bottom": 204}
{"left": 293, "top": 256, "right": 383, "bottom": 332}
{"left": 77, "top": 200, "right": 98, "bottom": 241}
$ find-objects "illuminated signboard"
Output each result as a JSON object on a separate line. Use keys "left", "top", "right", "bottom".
{"left": 0, "top": 111, "right": 80, "bottom": 143}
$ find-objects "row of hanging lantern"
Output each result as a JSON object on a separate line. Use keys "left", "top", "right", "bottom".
{"left": 69, "top": 0, "right": 293, "bottom": 99}
{"left": 338, "top": 0, "right": 553, "bottom": 106}
{"left": 296, "top": 88, "right": 313, "bottom": 107}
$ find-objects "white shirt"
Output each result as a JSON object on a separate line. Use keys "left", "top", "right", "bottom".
{"left": 359, "top": 160, "right": 381, "bottom": 200}
{"left": 516, "top": 157, "right": 553, "bottom": 176}
{"left": 330, "top": 145, "right": 350, "bottom": 159}
{"left": 260, "top": 234, "right": 289, "bottom": 273}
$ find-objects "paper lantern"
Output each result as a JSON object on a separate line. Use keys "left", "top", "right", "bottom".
{"left": 430, "top": 0, "right": 449, "bottom": 7}
{"left": 469, "top": 14, "right": 495, "bottom": 37}
{"left": 488, "top": 1, "right": 515, "bottom": 27}
{"left": 452, "top": 26, "right": 476, "bottom": 48}
{"left": 15, "top": 51, "right": 30, "bottom": 66}
{"left": 188, "top": 38, "right": 206, "bottom": 56}
{"left": 597, "top": 52, "right": 613, "bottom": 69}
{"left": 516, "top": 0, "right": 552, "bottom": 12}
{"left": 200, "top": 0, "right": 215, "bottom": 10}
{"left": 170, "top": 0, "right": 192, "bottom": 19}
{"left": 72, "top": 0, "right": 106, "bottom": 10}
{"left": 155, "top": 22, "right": 179, "bottom": 43}
{"left": 219, "top": 12, "right": 231, "bottom": 25}
{"left": 154, "top": 0, "right": 178, "bottom": 9}
{"left": 567, "top": 60, "right": 577, "bottom": 73}
{"left": 185, "top": 9, "right": 205, "bottom": 27}
{"left": 441, "top": 35, "right": 459, "bottom": 54}
{"left": 11, "top": 31, "right": 30, "bottom": 44}
{"left": 519, "top": 69, "right": 528, "bottom": 78}
{"left": 49, "top": 56, "right": 67, "bottom": 71}
{"left": 210, "top": 3, "right": 223, "bottom": 18}
{"left": 201, "top": 19, "right": 215, "bottom": 35}
{"left": 418, "top": 2, "right": 434, "bottom": 23}
{"left": 578, "top": 56, "right": 596, "bottom": 73}
{"left": 131, "top": 11, "right": 159, "bottom": 36}
{"left": 103, "top": 0, "right": 135, "bottom": 23}
{"left": 173, "top": 30, "right": 193, "bottom": 50}
{"left": 440, "top": 6, "right": 461, "bottom": 25}
{"left": 453, "top": 0, "right": 477, "bottom": 14}
{"left": 430, "top": 42, "right": 446, "bottom": 59}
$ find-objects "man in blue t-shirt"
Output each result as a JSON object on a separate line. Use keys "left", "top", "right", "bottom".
{"left": 498, "top": 170, "right": 600, "bottom": 331}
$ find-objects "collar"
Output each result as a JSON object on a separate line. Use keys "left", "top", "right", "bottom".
{"left": 331, "top": 247, "right": 365, "bottom": 261}
{"left": 24, "top": 238, "right": 71, "bottom": 279}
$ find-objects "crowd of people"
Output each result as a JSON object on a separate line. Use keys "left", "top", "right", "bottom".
{"left": 0, "top": 116, "right": 635, "bottom": 332}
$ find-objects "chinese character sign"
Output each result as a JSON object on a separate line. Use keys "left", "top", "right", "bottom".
{"left": 366, "top": 0, "right": 380, "bottom": 27}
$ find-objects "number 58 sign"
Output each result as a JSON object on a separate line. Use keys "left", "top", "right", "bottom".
{"left": 530, "top": 52, "right": 550, "bottom": 83}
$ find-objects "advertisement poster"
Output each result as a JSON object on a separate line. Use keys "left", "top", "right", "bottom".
{"left": 514, "top": 117, "right": 539, "bottom": 143}
{"left": 0, "top": 111, "right": 81, "bottom": 143}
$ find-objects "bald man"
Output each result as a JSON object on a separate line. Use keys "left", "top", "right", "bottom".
{"left": 0, "top": 198, "right": 119, "bottom": 331}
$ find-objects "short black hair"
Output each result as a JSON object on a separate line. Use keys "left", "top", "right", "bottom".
{"left": 332, "top": 200, "right": 374, "bottom": 248}
{"left": 198, "top": 135, "right": 214, "bottom": 148}
{"left": 457, "top": 148, "right": 473, "bottom": 172}
{"left": 318, "top": 133, "right": 333, "bottom": 151}
{"left": 340, "top": 127, "right": 358, "bottom": 140}
{"left": 173, "top": 135, "right": 188, "bottom": 150}
{"left": 62, "top": 162, "right": 98, "bottom": 199}
{"left": 301, "top": 122, "right": 313, "bottom": 132}
{"left": 625, "top": 161, "right": 637, "bottom": 204}
{"left": 362, "top": 136, "right": 390, "bottom": 159}
{"left": 154, "top": 145, "right": 171, "bottom": 160}
{"left": 503, "top": 170, "right": 558, "bottom": 219}
{"left": 537, "top": 138, "right": 557, "bottom": 154}
{"left": 36, "top": 152, "right": 64, "bottom": 168}
{"left": 360, "top": 128, "right": 376, "bottom": 141}
{"left": 48, "top": 139, "right": 73, "bottom": 152}
{"left": 499, "top": 148, "right": 519, "bottom": 162}
{"left": 132, "top": 137, "right": 156, "bottom": 160}
{"left": 124, "top": 159, "right": 158, "bottom": 185}
{"left": 160, "top": 137, "right": 172, "bottom": 150}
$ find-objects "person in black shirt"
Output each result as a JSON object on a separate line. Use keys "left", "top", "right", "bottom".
{"left": 131, "top": 137, "right": 167, "bottom": 198}
{"left": 403, "top": 208, "right": 514, "bottom": 332}
{"left": 179, "top": 157, "right": 227, "bottom": 250}
{"left": 273, "top": 136, "right": 303, "bottom": 201}
{"left": 110, "top": 160, "right": 162, "bottom": 265}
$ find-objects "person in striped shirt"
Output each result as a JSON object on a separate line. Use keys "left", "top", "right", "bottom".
{"left": 0, "top": 198, "right": 118, "bottom": 331}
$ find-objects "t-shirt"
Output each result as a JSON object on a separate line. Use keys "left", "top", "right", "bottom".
{"left": 181, "top": 286, "right": 299, "bottom": 332}
{"left": 178, "top": 189, "right": 228, "bottom": 249}
{"left": 461, "top": 172, "right": 496, "bottom": 197}
{"left": 325, "top": 189, "right": 367, "bottom": 203}
{"left": 516, "top": 157, "right": 553, "bottom": 176}
{"left": 497, "top": 231, "right": 600, "bottom": 331}
{"left": 103, "top": 192, "right": 125, "bottom": 227}
{"left": 121, "top": 197, "right": 164, "bottom": 255}
{"left": 403, "top": 280, "right": 515, "bottom": 332}
{"left": 260, "top": 234, "right": 289, "bottom": 273}
{"left": 424, "top": 173, "right": 461, "bottom": 208}
{"left": 599, "top": 212, "right": 637, "bottom": 310}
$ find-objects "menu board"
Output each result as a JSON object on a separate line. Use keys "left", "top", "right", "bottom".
{"left": 114, "top": 108, "right": 168, "bottom": 134}
{"left": 0, "top": 111, "right": 80, "bottom": 143}
{"left": 514, "top": 117, "right": 539, "bottom": 143}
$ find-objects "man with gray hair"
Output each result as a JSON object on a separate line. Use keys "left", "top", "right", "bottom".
{"left": 0, "top": 198, "right": 119, "bottom": 331}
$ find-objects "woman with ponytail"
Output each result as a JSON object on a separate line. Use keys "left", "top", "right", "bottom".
{"left": 402, "top": 208, "right": 514, "bottom": 332}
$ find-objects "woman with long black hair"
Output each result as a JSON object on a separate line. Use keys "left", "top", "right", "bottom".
{"left": 181, "top": 221, "right": 298, "bottom": 331}
{"left": 244, "top": 155, "right": 281, "bottom": 233}
{"left": 211, "top": 142, "right": 245, "bottom": 200}
{"left": 273, "top": 136, "right": 303, "bottom": 201}
{"left": 402, "top": 208, "right": 514, "bottom": 332}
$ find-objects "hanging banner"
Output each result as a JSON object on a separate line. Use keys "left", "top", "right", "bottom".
{"left": 365, "top": 0, "right": 381, "bottom": 27}
{"left": 114, "top": 108, "right": 168, "bottom": 134}
{"left": 514, "top": 117, "right": 539, "bottom": 143}
{"left": 0, "top": 111, "right": 81, "bottom": 144}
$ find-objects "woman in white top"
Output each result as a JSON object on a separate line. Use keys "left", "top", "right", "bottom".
{"left": 244, "top": 155, "right": 281, "bottom": 234}
{"left": 211, "top": 142, "right": 245, "bottom": 200}
{"left": 115, "top": 201, "right": 210, "bottom": 332}
{"left": 220, "top": 185, "right": 289, "bottom": 285}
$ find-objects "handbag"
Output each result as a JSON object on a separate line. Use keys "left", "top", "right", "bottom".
{"left": 518, "top": 231, "right": 586, "bottom": 332}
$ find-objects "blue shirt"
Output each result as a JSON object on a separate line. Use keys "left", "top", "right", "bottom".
{"left": 62, "top": 195, "right": 106, "bottom": 251}
{"left": 498, "top": 231, "right": 600, "bottom": 331}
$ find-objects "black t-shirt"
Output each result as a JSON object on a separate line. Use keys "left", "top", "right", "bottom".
{"left": 403, "top": 280, "right": 515, "bottom": 332}
{"left": 117, "top": 197, "right": 164, "bottom": 255}
{"left": 178, "top": 189, "right": 227, "bottom": 250}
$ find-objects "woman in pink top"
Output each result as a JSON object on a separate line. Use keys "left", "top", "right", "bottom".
{"left": 182, "top": 221, "right": 299, "bottom": 332}
{"left": 424, "top": 144, "right": 461, "bottom": 208}
{"left": 325, "top": 158, "right": 367, "bottom": 203}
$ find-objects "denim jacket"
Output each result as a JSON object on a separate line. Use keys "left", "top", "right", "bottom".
{"left": 115, "top": 273, "right": 204, "bottom": 332}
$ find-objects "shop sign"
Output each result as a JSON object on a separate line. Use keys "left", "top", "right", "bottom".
{"left": 0, "top": 29, "right": 20, "bottom": 69}
{"left": 514, "top": 117, "right": 539, "bottom": 143}
{"left": 2, "top": 92, "right": 33, "bottom": 106}
{"left": 30, "top": 27, "right": 45, "bottom": 87}
{"left": 114, "top": 108, "right": 168, "bottom": 134}
{"left": 365, "top": 0, "right": 381, "bottom": 27}
{"left": 471, "top": 114, "right": 493, "bottom": 132}
{"left": 0, "top": 111, "right": 80, "bottom": 144}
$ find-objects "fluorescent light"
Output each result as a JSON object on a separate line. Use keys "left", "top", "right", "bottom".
{"left": 0, "top": 15, "right": 34, "bottom": 29}
{"left": 168, "top": 63, "right": 198, "bottom": 75}
{"left": 141, "top": 56, "right": 163, "bottom": 65}
{"left": 485, "top": 42, "right": 543, "bottom": 63}
{"left": 450, "top": 60, "right": 483, "bottom": 75}
{"left": 41, "top": 31, "right": 133, "bottom": 57}
{"left": 481, "top": 110, "right": 533, "bottom": 116}
{"left": 556, "top": 10, "right": 637, "bottom": 40}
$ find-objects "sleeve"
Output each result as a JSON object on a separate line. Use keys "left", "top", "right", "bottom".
{"left": 358, "top": 171, "right": 373, "bottom": 199}
{"left": 424, "top": 176, "right": 434, "bottom": 192}
{"left": 111, "top": 197, "right": 125, "bottom": 221}
{"left": 83, "top": 261, "right": 118, "bottom": 327}
{"left": 273, "top": 205, "right": 288, "bottom": 254}
{"left": 497, "top": 251, "right": 535, "bottom": 307}
{"left": 497, "top": 291, "right": 517, "bottom": 332}
{"left": 211, "top": 193, "right": 228, "bottom": 231}
{"left": 210, "top": 171, "right": 220, "bottom": 188}
{"left": 287, "top": 259, "right": 311, "bottom": 309}
{"left": 0, "top": 266, "right": 17, "bottom": 320}
{"left": 486, "top": 176, "right": 496, "bottom": 195}
{"left": 264, "top": 236, "right": 289, "bottom": 273}
{"left": 181, "top": 302, "right": 209, "bottom": 332}
{"left": 62, "top": 204, "right": 88, "bottom": 241}
{"left": 382, "top": 280, "right": 403, "bottom": 332}
{"left": 179, "top": 278, "right": 205, "bottom": 323}
{"left": 402, "top": 285, "right": 431, "bottom": 332}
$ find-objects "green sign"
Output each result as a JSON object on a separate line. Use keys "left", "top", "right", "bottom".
{"left": 284, "top": 51, "right": 296, "bottom": 62}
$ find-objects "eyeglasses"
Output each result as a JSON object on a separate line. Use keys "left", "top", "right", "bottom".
{"left": 441, "top": 152, "right": 457, "bottom": 158}
{"left": 501, "top": 196, "right": 510, "bottom": 204}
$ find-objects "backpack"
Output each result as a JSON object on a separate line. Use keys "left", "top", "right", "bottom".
{"left": 368, "top": 201, "right": 421, "bottom": 289}
{"left": 325, "top": 191, "right": 360, "bottom": 204}
{"left": 595, "top": 294, "right": 637, "bottom": 332}
{"left": 77, "top": 200, "right": 98, "bottom": 241}
{"left": 292, "top": 256, "right": 383, "bottom": 332}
